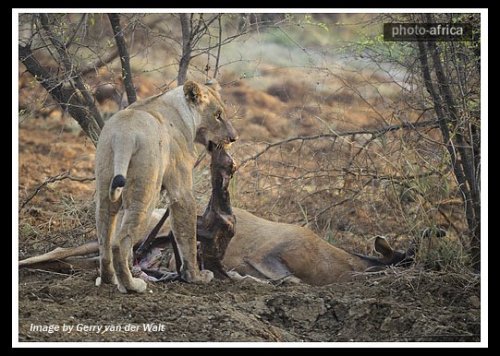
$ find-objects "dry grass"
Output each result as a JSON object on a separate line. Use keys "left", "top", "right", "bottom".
{"left": 17, "top": 14, "right": 476, "bottom": 274}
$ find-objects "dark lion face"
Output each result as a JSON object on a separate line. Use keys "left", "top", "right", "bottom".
{"left": 183, "top": 80, "right": 238, "bottom": 149}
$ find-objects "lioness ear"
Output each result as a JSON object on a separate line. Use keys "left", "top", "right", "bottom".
{"left": 184, "top": 80, "right": 203, "bottom": 104}
{"left": 374, "top": 236, "right": 394, "bottom": 258}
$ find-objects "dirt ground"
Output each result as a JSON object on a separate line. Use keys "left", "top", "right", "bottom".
{"left": 18, "top": 268, "right": 480, "bottom": 343}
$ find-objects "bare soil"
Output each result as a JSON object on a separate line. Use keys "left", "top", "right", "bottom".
{"left": 19, "top": 268, "right": 480, "bottom": 342}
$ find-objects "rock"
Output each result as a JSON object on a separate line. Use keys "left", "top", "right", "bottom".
{"left": 468, "top": 295, "right": 480, "bottom": 308}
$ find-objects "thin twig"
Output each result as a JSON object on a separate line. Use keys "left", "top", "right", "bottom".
{"left": 64, "top": 14, "right": 87, "bottom": 48}
{"left": 38, "top": 14, "right": 104, "bottom": 129}
{"left": 213, "top": 14, "right": 222, "bottom": 78}
{"left": 194, "top": 151, "right": 208, "bottom": 169}
{"left": 237, "top": 119, "right": 439, "bottom": 170}
{"left": 79, "top": 49, "right": 119, "bottom": 76}
{"left": 28, "top": 268, "right": 72, "bottom": 276}
{"left": 78, "top": 16, "right": 165, "bottom": 76}
{"left": 20, "top": 171, "right": 95, "bottom": 211}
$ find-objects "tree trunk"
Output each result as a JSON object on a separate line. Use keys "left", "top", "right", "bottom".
{"left": 417, "top": 40, "right": 480, "bottom": 271}
{"left": 178, "top": 14, "right": 192, "bottom": 85}
{"left": 38, "top": 14, "right": 104, "bottom": 131}
{"left": 19, "top": 45, "right": 102, "bottom": 146}
{"left": 108, "top": 13, "right": 137, "bottom": 105}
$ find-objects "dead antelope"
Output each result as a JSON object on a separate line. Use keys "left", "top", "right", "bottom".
{"left": 223, "top": 208, "right": 415, "bottom": 285}
{"left": 19, "top": 208, "right": 415, "bottom": 286}
{"left": 19, "top": 145, "right": 416, "bottom": 286}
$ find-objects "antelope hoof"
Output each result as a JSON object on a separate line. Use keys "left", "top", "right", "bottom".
{"left": 180, "top": 269, "right": 214, "bottom": 284}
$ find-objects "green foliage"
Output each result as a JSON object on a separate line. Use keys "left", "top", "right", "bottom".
{"left": 352, "top": 31, "right": 416, "bottom": 64}
{"left": 19, "top": 222, "right": 41, "bottom": 241}
{"left": 301, "top": 14, "right": 329, "bottom": 32}
{"left": 414, "top": 231, "right": 470, "bottom": 271}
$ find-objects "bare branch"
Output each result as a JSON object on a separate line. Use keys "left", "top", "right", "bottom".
{"left": 20, "top": 171, "right": 95, "bottom": 211}
{"left": 19, "top": 44, "right": 102, "bottom": 145}
{"left": 108, "top": 13, "right": 137, "bottom": 105}
{"left": 38, "top": 14, "right": 104, "bottom": 129}
{"left": 79, "top": 48, "right": 119, "bottom": 76}
{"left": 237, "top": 119, "right": 439, "bottom": 170}
{"left": 191, "top": 14, "right": 220, "bottom": 47}
{"left": 213, "top": 14, "right": 222, "bottom": 78}
{"left": 178, "top": 13, "right": 192, "bottom": 85}
{"left": 65, "top": 14, "right": 87, "bottom": 48}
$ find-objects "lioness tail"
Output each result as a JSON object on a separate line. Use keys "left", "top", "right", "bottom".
{"left": 108, "top": 134, "right": 134, "bottom": 202}
{"left": 109, "top": 174, "right": 126, "bottom": 202}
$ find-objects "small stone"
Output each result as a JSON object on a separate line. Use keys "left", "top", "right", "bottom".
{"left": 468, "top": 295, "right": 480, "bottom": 308}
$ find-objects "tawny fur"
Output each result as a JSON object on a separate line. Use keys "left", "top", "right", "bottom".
{"left": 95, "top": 80, "right": 237, "bottom": 293}
{"left": 222, "top": 208, "right": 396, "bottom": 285}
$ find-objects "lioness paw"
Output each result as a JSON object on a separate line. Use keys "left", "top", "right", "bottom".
{"left": 198, "top": 269, "right": 214, "bottom": 284}
{"left": 118, "top": 278, "right": 148, "bottom": 294}
{"left": 96, "top": 274, "right": 118, "bottom": 287}
{"left": 95, "top": 276, "right": 117, "bottom": 286}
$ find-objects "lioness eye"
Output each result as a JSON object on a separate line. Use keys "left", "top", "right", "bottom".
{"left": 214, "top": 111, "right": 222, "bottom": 122}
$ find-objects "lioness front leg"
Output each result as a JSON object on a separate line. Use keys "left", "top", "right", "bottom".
{"left": 170, "top": 193, "right": 213, "bottom": 283}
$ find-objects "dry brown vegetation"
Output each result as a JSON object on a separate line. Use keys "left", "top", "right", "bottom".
{"left": 17, "top": 13, "right": 481, "bottom": 343}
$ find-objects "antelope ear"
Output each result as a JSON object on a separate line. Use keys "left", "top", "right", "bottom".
{"left": 374, "top": 236, "right": 394, "bottom": 258}
{"left": 184, "top": 80, "right": 203, "bottom": 104}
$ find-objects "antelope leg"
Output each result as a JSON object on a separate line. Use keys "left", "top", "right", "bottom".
{"left": 19, "top": 241, "right": 99, "bottom": 268}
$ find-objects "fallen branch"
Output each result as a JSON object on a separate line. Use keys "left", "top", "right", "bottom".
{"left": 20, "top": 171, "right": 95, "bottom": 211}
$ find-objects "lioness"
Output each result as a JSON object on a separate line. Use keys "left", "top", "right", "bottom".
{"left": 95, "top": 80, "right": 237, "bottom": 293}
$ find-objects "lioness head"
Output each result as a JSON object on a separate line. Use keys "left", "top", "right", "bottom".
{"left": 183, "top": 80, "right": 238, "bottom": 149}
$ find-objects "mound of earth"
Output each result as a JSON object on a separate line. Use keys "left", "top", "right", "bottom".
{"left": 18, "top": 268, "right": 480, "bottom": 342}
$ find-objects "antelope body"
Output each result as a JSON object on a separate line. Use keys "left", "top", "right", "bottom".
{"left": 223, "top": 208, "right": 411, "bottom": 285}
{"left": 20, "top": 207, "right": 412, "bottom": 286}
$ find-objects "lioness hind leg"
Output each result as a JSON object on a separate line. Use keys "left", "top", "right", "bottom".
{"left": 170, "top": 193, "right": 213, "bottom": 284}
{"left": 112, "top": 209, "right": 151, "bottom": 293}
{"left": 95, "top": 198, "right": 120, "bottom": 286}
